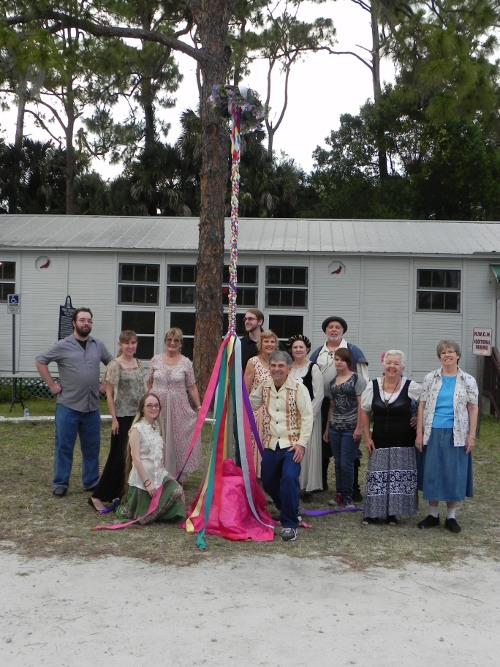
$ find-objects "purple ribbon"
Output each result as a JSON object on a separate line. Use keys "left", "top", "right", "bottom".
{"left": 300, "top": 507, "right": 362, "bottom": 516}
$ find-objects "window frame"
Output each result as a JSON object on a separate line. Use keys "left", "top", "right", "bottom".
{"left": 118, "top": 262, "right": 160, "bottom": 306}
{"left": 265, "top": 265, "right": 308, "bottom": 309}
{"left": 0, "top": 260, "right": 16, "bottom": 302}
{"left": 416, "top": 268, "right": 461, "bottom": 313}
{"left": 222, "top": 264, "right": 258, "bottom": 308}
{"left": 167, "top": 264, "right": 197, "bottom": 306}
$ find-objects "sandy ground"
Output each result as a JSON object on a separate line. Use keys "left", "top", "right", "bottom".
{"left": 1, "top": 548, "right": 499, "bottom": 666}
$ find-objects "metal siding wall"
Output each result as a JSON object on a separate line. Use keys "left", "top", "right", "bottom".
{"left": 3, "top": 246, "right": 497, "bottom": 385}
{"left": 16, "top": 251, "right": 71, "bottom": 372}
{"left": 462, "top": 260, "right": 496, "bottom": 377}
{"left": 360, "top": 257, "right": 411, "bottom": 379}
{"left": 411, "top": 258, "right": 464, "bottom": 381}
{"left": 308, "top": 256, "right": 363, "bottom": 350}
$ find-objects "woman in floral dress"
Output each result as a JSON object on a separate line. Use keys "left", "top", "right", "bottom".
{"left": 89, "top": 330, "right": 145, "bottom": 513}
{"left": 146, "top": 328, "right": 202, "bottom": 479}
{"left": 244, "top": 330, "right": 279, "bottom": 476}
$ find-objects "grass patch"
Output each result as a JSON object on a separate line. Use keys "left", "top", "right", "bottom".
{"left": 1, "top": 405, "right": 499, "bottom": 569}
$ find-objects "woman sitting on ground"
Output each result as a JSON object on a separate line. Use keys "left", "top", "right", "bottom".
{"left": 116, "top": 392, "right": 186, "bottom": 525}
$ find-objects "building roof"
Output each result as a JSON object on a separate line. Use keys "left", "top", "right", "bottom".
{"left": 1, "top": 215, "right": 499, "bottom": 256}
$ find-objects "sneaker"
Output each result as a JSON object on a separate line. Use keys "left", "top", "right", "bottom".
{"left": 444, "top": 518, "right": 461, "bottom": 533}
{"left": 52, "top": 486, "right": 67, "bottom": 498}
{"left": 343, "top": 496, "right": 355, "bottom": 509}
{"left": 281, "top": 527, "right": 298, "bottom": 542}
{"left": 328, "top": 493, "right": 344, "bottom": 507}
{"left": 417, "top": 514, "right": 440, "bottom": 529}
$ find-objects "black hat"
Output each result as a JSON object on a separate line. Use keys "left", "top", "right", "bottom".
{"left": 287, "top": 334, "right": 312, "bottom": 351}
{"left": 321, "top": 316, "right": 348, "bottom": 334}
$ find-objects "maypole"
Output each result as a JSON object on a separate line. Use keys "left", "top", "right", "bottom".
{"left": 183, "top": 86, "right": 274, "bottom": 548}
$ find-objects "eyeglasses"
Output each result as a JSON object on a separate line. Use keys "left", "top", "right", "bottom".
{"left": 145, "top": 403, "right": 160, "bottom": 409}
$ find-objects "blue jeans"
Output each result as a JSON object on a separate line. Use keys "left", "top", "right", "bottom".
{"left": 261, "top": 447, "right": 301, "bottom": 528}
{"left": 53, "top": 404, "right": 101, "bottom": 490}
{"left": 329, "top": 428, "right": 357, "bottom": 497}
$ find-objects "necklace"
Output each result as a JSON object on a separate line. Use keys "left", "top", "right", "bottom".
{"left": 382, "top": 376, "right": 401, "bottom": 407}
{"left": 259, "top": 355, "right": 270, "bottom": 367}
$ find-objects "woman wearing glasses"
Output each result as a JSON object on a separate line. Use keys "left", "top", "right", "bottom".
{"left": 116, "top": 392, "right": 186, "bottom": 524}
{"left": 146, "top": 328, "right": 202, "bottom": 479}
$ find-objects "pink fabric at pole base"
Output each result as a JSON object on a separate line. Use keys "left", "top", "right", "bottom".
{"left": 186, "top": 459, "right": 276, "bottom": 541}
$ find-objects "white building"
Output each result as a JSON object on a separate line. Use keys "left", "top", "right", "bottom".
{"left": 1, "top": 214, "right": 499, "bottom": 383}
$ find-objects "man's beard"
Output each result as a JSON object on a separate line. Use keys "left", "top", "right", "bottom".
{"left": 74, "top": 324, "right": 91, "bottom": 338}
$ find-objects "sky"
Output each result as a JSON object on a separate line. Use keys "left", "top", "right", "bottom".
{"left": 2, "top": 2, "right": 394, "bottom": 177}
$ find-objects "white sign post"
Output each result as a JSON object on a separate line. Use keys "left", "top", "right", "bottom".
{"left": 7, "top": 293, "right": 21, "bottom": 315}
{"left": 7, "top": 294, "right": 21, "bottom": 409}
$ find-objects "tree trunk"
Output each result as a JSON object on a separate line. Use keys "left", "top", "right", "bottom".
{"left": 371, "top": 1, "right": 388, "bottom": 180}
{"left": 140, "top": 7, "right": 159, "bottom": 216}
{"left": 65, "top": 92, "right": 76, "bottom": 215}
{"left": 9, "top": 73, "right": 28, "bottom": 213}
{"left": 190, "top": 0, "right": 235, "bottom": 397}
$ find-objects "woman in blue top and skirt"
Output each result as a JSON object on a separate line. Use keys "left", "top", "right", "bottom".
{"left": 416, "top": 340, "right": 478, "bottom": 533}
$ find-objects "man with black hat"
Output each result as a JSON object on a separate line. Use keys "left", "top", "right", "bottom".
{"left": 310, "top": 316, "right": 369, "bottom": 498}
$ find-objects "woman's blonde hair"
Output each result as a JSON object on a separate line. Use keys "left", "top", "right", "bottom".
{"left": 164, "top": 327, "right": 183, "bottom": 343}
{"left": 257, "top": 329, "right": 280, "bottom": 353}
{"left": 117, "top": 330, "right": 137, "bottom": 355}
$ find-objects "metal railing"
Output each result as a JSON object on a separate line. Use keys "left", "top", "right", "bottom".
{"left": 484, "top": 347, "right": 500, "bottom": 417}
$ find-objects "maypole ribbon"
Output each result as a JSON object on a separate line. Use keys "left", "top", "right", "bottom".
{"left": 181, "top": 85, "right": 271, "bottom": 548}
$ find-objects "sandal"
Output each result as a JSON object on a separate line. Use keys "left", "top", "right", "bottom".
{"left": 387, "top": 515, "right": 398, "bottom": 526}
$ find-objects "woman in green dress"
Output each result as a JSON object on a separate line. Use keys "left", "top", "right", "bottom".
{"left": 116, "top": 392, "right": 186, "bottom": 525}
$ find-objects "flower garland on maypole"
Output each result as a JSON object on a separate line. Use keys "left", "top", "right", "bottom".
{"left": 182, "top": 85, "right": 274, "bottom": 548}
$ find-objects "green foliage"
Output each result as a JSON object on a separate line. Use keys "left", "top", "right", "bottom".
{"left": 0, "top": 138, "right": 67, "bottom": 213}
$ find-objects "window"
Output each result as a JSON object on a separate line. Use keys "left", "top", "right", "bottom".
{"left": 121, "top": 311, "right": 156, "bottom": 359}
{"left": 266, "top": 266, "right": 308, "bottom": 308}
{"left": 0, "top": 261, "right": 15, "bottom": 302}
{"left": 170, "top": 312, "right": 196, "bottom": 359}
{"left": 269, "top": 315, "right": 304, "bottom": 343}
{"left": 167, "top": 265, "right": 197, "bottom": 305}
{"left": 416, "top": 269, "right": 461, "bottom": 313}
{"left": 222, "top": 265, "right": 258, "bottom": 307}
{"left": 118, "top": 263, "right": 159, "bottom": 305}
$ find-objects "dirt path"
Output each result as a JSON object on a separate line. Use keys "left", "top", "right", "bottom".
{"left": 1, "top": 549, "right": 499, "bottom": 666}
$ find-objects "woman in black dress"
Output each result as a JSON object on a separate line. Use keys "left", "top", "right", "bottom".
{"left": 360, "top": 350, "right": 421, "bottom": 525}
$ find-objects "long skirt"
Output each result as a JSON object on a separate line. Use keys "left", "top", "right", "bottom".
{"left": 299, "top": 412, "right": 323, "bottom": 492}
{"left": 116, "top": 473, "right": 186, "bottom": 525}
{"left": 92, "top": 415, "right": 134, "bottom": 503}
{"left": 421, "top": 428, "right": 473, "bottom": 502}
{"left": 364, "top": 446, "right": 418, "bottom": 518}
